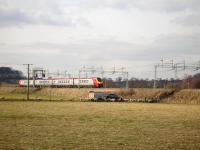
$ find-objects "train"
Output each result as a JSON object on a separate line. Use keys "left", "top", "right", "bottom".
{"left": 18, "top": 77, "right": 103, "bottom": 88}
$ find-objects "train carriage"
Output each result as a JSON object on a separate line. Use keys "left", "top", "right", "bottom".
{"left": 18, "top": 77, "right": 103, "bottom": 88}
{"left": 52, "top": 78, "right": 74, "bottom": 87}
{"left": 35, "top": 80, "right": 52, "bottom": 86}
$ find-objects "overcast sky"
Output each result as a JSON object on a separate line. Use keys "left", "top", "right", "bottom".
{"left": 0, "top": 0, "right": 200, "bottom": 79}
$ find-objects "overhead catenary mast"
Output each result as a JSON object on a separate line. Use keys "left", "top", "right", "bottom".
{"left": 153, "top": 59, "right": 200, "bottom": 88}
{"left": 23, "top": 64, "right": 33, "bottom": 100}
{"left": 78, "top": 66, "right": 129, "bottom": 89}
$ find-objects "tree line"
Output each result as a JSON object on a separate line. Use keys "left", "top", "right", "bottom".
{"left": 103, "top": 74, "right": 200, "bottom": 89}
{"left": 0, "top": 67, "right": 25, "bottom": 84}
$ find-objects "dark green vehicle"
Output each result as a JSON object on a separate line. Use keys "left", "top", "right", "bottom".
{"left": 89, "top": 91, "right": 123, "bottom": 102}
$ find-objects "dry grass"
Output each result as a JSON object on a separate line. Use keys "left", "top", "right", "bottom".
{"left": 164, "top": 89, "right": 200, "bottom": 104}
{"left": 0, "top": 86, "right": 38, "bottom": 94}
{"left": 0, "top": 87, "right": 117, "bottom": 99}
{"left": 38, "top": 88, "right": 90, "bottom": 99}
{"left": 116, "top": 88, "right": 174, "bottom": 99}
{"left": 38, "top": 88, "right": 174, "bottom": 100}
{"left": 0, "top": 86, "right": 25, "bottom": 94}
{"left": 1, "top": 87, "right": 200, "bottom": 104}
{"left": 0, "top": 102, "right": 200, "bottom": 149}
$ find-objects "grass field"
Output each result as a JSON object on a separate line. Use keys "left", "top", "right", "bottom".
{"left": 0, "top": 102, "right": 200, "bottom": 150}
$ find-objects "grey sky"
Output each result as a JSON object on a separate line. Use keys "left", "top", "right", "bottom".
{"left": 0, "top": 0, "right": 200, "bottom": 79}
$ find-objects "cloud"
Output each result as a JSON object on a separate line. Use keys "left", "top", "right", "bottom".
{"left": 1, "top": 0, "right": 200, "bottom": 28}
{"left": 0, "top": 33, "right": 199, "bottom": 78}
{"left": 76, "top": 0, "right": 200, "bottom": 13}
{"left": 0, "top": 0, "right": 200, "bottom": 78}
{"left": 0, "top": 9, "right": 29, "bottom": 26}
{"left": 123, "top": 33, "right": 200, "bottom": 63}
{"left": 172, "top": 13, "right": 200, "bottom": 27}
{"left": 0, "top": 0, "right": 90, "bottom": 27}
{"left": 129, "top": 0, "right": 200, "bottom": 13}
{"left": 2, "top": 32, "right": 199, "bottom": 63}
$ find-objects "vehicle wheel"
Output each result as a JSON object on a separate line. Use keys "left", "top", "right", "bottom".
{"left": 110, "top": 98, "right": 116, "bottom": 102}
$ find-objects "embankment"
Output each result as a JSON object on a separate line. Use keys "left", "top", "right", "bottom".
{"left": 0, "top": 87, "right": 200, "bottom": 104}
{"left": 163, "top": 89, "right": 200, "bottom": 104}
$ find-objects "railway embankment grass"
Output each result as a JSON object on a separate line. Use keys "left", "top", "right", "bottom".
{"left": 0, "top": 86, "right": 200, "bottom": 104}
{"left": 163, "top": 89, "right": 200, "bottom": 104}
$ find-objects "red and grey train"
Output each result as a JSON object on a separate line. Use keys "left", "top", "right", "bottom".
{"left": 19, "top": 77, "right": 103, "bottom": 88}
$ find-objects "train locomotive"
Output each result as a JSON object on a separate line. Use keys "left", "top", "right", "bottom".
{"left": 18, "top": 77, "right": 103, "bottom": 88}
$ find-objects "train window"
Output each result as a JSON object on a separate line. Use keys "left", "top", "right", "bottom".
{"left": 97, "top": 78, "right": 102, "bottom": 82}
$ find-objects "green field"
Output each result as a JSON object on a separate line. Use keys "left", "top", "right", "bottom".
{"left": 0, "top": 102, "right": 200, "bottom": 150}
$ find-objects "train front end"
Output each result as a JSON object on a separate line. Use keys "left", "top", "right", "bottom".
{"left": 93, "top": 77, "right": 103, "bottom": 88}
